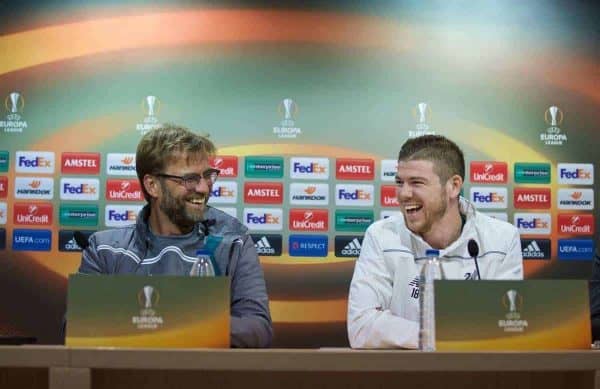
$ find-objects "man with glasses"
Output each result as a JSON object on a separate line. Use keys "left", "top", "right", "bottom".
{"left": 77, "top": 124, "right": 272, "bottom": 348}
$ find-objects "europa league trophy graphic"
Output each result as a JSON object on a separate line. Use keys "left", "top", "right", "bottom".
{"left": 143, "top": 285, "right": 154, "bottom": 309}
{"left": 418, "top": 102, "right": 428, "bottom": 125}
{"left": 281, "top": 98, "right": 295, "bottom": 127}
{"left": 9, "top": 92, "right": 20, "bottom": 113}
{"left": 548, "top": 106, "right": 559, "bottom": 127}
{"left": 146, "top": 96, "right": 157, "bottom": 118}
{"left": 506, "top": 289, "right": 517, "bottom": 313}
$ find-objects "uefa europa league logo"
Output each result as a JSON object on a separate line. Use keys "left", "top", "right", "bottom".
{"left": 139, "top": 285, "right": 159, "bottom": 310}
{"left": 506, "top": 289, "right": 517, "bottom": 312}
{"left": 544, "top": 105, "right": 563, "bottom": 133}
{"left": 412, "top": 102, "right": 433, "bottom": 133}
{"left": 503, "top": 289, "right": 522, "bottom": 319}
{"left": 9, "top": 92, "right": 21, "bottom": 113}
{"left": 417, "top": 102, "right": 428, "bottom": 124}
{"left": 145, "top": 95, "right": 157, "bottom": 117}
{"left": 143, "top": 285, "right": 154, "bottom": 308}
{"left": 279, "top": 98, "right": 297, "bottom": 127}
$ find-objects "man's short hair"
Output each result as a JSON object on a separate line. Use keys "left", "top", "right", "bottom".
{"left": 397, "top": 135, "right": 465, "bottom": 183}
{"left": 136, "top": 123, "right": 216, "bottom": 201}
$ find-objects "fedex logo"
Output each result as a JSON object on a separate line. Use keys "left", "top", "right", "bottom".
{"left": 513, "top": 188, "right": 551, "bottom": 209}
{"left": 244, "top": 182, "right": 283, "bottom": 204}
{"left": 557, "top": 214, "right": 594, "bottom": 236}
{"left": 289, "top": 209, "right": 328, "bottom": 231}
{"left": 0, "top": 202, "right": 6, "bottom": 224}
{"left": 208, "top": 181, "right": 238, "bottom": 204}
{"left": 105, "top": 205, "right": 142, "bottom": 227}
{"left": 380, "top": 159, "right": 398, "bottom": 182}
{"left": 14, "top": 177, "right": 54, "bottom": 199}
{"left": 557, "top": 163, "right": 593, "bottom": 185}
{"left": 15, "top": 151, "right": 55, "bottom": 174}
{"left": 380, "top": 185, "right": 399, "bottom": 207}
{"left": 106, "top": 179, "right": 143, "bottom": 201}
{"left": 289, "top": 183, "right": 329, "bottom": 205}
{"left": 13, "top": 202, "right": 53, "bottom": 225}
{"left": 470, "top": 161, "right": 507, "bottom": 183}
{"left": 0, "top": 176, "right": 7, "bottom": 198}
{"left": 290, "top": 157, "right": 329, "bottom": 180}
{"left": 61, "top": 152, "right": 100, "bottom": 174}
{"left": 60, "top": 178, "right": 99, "bottom": 201}
{"left": 514, "top": 213, "right": 551, "bottom": 235}
{"left": 209, "top": 156, "right": 238, "bottom": 178}
{"left": 243, "top": 208, "right": 283, "bottom": 231}
{"left": 336, "top": 184, "right": 374, "bottom": 206}
{"left": 336, "top": 158, "right": 375, "bottom": 180}
{"left": 470, "top": 187, "right": 507, "bottom": 209}
{"left": 106, "top": 153, "right": 136, "bottom": 176}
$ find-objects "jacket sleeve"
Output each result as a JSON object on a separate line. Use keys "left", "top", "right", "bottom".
{"left": 229, "top": 235, "right": 273, "bottom": 348}
{"left": 78, "top": 233, "right": 106, "bottom": 274}
{"left": 347, "top": 227, "right": 419, "bottom": 349}
{"left": 495, "top": 227, "right": 524, "bottom": 280}
{"left": 590, "top": 242, "right": 600, "bottom": 341}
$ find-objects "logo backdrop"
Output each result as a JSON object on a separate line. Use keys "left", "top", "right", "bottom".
{"left": 0, "top": 1, "right": 598, "bottom": 346}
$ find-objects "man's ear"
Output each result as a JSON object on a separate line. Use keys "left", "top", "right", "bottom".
{"left": 447, "top": 174, "right": 463, "bottom": 199}
{"left": 143, "top": 174, "right": 160, "bottom": 199}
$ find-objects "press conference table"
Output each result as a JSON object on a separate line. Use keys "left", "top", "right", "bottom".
{"left": 1, "top": 346, "right": 600, "bottom": 389}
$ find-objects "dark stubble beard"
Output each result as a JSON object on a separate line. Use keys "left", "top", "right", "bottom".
{"left": 158, "top": 179, "right": 205, "bottom": 233}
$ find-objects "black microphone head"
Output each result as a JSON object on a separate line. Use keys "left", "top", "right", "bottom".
{"left": 468, "top": 239, "right": 479, "bottom": 258}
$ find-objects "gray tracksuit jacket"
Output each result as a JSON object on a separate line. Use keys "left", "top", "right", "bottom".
{"left": 78, "top": 205, "right": 272, "bottom": 348}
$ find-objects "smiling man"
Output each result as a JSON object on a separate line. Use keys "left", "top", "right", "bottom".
{"left": 347, "top": 135, "right": 523, "bottom": 349}
{"left": 77, "top": 124, "right": 272, "bottom": 348}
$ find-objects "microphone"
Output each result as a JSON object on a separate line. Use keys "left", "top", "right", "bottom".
{"left": 467, "top": 239, "right": 481, "bottom": 280}
{"left": 73, "top": 230, "right": 90, "bottom": 250}
{"left": 200, "top": 219, "right": 216, "bottom": 236}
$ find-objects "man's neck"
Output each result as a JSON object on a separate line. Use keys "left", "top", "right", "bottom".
{"left": 421, "top": 208, "right": 464, "bottom": 250}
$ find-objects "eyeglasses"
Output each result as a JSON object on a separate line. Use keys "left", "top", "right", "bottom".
{"left": 155, "top": 168, "right": 220, "bottom": 190}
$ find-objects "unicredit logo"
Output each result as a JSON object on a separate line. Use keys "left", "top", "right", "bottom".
{"left": 244, "top": 182, "right": 283, "bottom": 204}
{"left": 61, "top": 152, "right": 100, "bottom": 174}
{"left": 0, "top": 177, "right": 7, "bottom": 198}
{"left": 14, "top": 203, "right": 53, "bottom": 225}
{"left": 209, "top": 156, "right": 238, "bottom": 178}
{"left": 557, "top": 214, "right": 594, "bottom": 235}
{"left": 513, "top": 188, "right": 551, "bottom": 209}
{"left": 106, "top": 179, "right": 143, "bottom": 201}
{"left": 289, "top": 209, "right": 328, "bottom": 231}
{"left": 470, "top": 161, "right": 507, "bottom": 183}
{"left": 380, "top": 185, "right": 399, "bottom": 207}
{"left": 336, "top": 158, "right": 374, "bottom": 180}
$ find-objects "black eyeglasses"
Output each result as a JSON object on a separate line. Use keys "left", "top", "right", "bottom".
{"left": 155, "top": 168, "right": 220, "bottom": 190}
